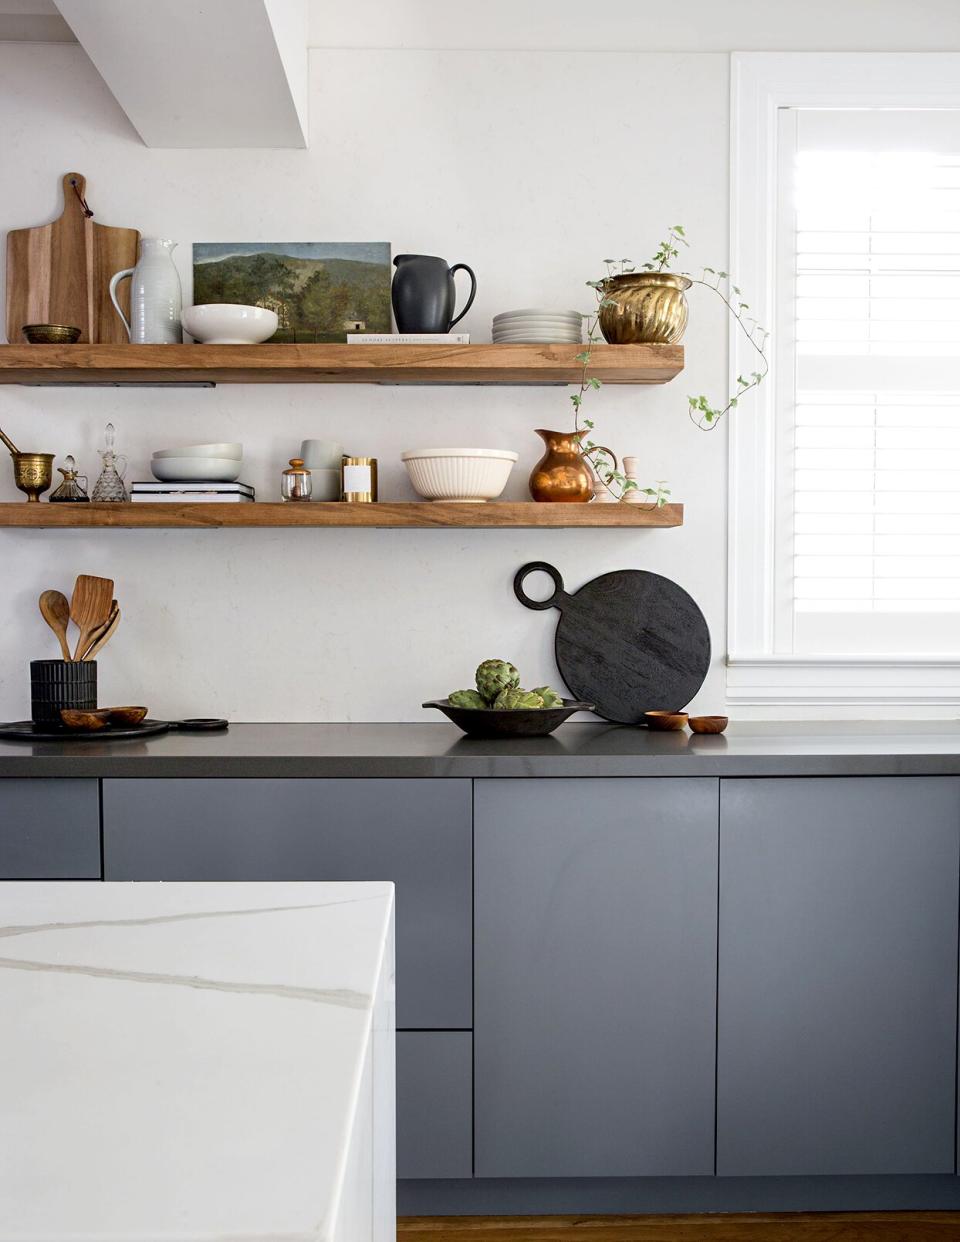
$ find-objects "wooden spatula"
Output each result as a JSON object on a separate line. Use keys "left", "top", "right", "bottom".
{"left": 77, "top": 598, "right": 117, "bottom": 660}
{"left": 70, "top": 574, "right": 114, "bottom": 661}
{"left": 81, "top": 604, "right": 120, "bottom": 662}
{"left": 39, "top": 589, "right": 72, "bottom": 661}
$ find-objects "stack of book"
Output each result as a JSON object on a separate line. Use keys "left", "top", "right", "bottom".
{"left": 131, "top": 482, "right": 255, "bottom": 504}
{"left": 346, "top": 332, "right": 469, "bottom": 344}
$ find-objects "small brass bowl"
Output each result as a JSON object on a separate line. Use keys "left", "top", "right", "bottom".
{"left": 644, "top": 710, "right": 689, "bottom": 732}
{"left": 60, "top": 708, "right": 110, "bottom": 731}
{"left": 107, "top": 706, "right": 148, "bottom": 726}
{"left": 12, "top": 451, "right": 54, "bottom": 502}
{"left": 689, "top": 715, "right": 729, "bottom": 734}
{"left": 22, "top": 324, "right": 82, "bottom": 345}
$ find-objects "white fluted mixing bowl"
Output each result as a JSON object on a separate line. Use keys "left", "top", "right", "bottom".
{"left": 401, "top": 447, "right": 518, "bottom": 502}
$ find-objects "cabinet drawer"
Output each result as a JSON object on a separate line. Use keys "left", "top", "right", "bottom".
{"left": 398, "top": 1032, "right": 472, "bottom": 1180}
{"left": 0, "top": 779, "right": 100, "bottom": 878}
{"left": 102, "top": 778, "right": 472, "bottom": 1029}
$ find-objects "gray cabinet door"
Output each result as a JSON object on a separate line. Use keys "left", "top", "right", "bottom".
{"left": 0, "top": 779, "right": 100, "bottom": 878}
{"left": 102, "top": 778, "right": 471, "bottom": 1030}
{"left": 398, "top": 1032, "right": 472, "bottom": 1180}
{"left": 718, "top": 777, "right": 960, "bottom": 1176}
{"left": 474, "top": 777, "right": 719, "bottom": 1178}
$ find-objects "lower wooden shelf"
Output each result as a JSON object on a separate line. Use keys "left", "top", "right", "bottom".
{"left": 0, "top": 501, "right": 684, "bottom": 529}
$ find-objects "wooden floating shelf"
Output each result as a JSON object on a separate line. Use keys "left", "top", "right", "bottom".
{"left": 0, "top": 342, "right": 683, "bottom": 386}
{"left": 0, "top": 502, "right": 684, "bottom": 530}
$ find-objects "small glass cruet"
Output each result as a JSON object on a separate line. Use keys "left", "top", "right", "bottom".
{"left": 91, "top": 423, "right": 128, "bottom": 502}
{"left": 49, "top": 454, "right": 90, "bottom": 503}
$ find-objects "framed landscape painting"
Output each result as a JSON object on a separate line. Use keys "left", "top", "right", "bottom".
{"left": 192, "top": 242, "right": 392, "bottom": 342}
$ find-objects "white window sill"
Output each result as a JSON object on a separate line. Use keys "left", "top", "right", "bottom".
{"left": 727, "top": 655, "right": 960, "bottom": 706}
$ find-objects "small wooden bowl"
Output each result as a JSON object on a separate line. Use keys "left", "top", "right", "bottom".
{"left": 60, "top": 708, "right": 110, "bottom": 731}
{"left": 107, "top": 705, "right": 148, "bottom": 726}
{"left": 644, "top": 710, "right": 689, "bottom": 731}
{"left": 689, "top": 715, "right": 728, "bottom": 734}
{"left": 22, "top": 323, "right": 82, "bottom": 345}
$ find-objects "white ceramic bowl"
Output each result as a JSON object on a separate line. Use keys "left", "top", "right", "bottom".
{"left": 151, "top": 456, "right": 242, "bottom": 483}
{"left": 152, "top": 442, "right": 243, "bottom": 461}
{"left": 401, "top": 447, "right": 518, "bottom": 503}
{"left": 181, "top": 304, "right": 278, "bottom": 345}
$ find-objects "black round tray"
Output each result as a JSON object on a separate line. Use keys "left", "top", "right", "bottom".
{"left": 0, "top": 719, "right": 172, "bottom": 741}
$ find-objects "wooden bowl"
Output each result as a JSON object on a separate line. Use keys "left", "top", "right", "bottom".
{"left": 644, "top": 710, "right": 689, "bottom": 731}
{"left": 689, "top": 715, "right": 728, "bottom": 734}
{"left": 22, "top": 323, "right": 82, "bottom": 344}
{"left": 107, "top": 705, "right": 148, "bottom": 726}
{"left": 60, "top": 708, "right": 110, "bottom": 731}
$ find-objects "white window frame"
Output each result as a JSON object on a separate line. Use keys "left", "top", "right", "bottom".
{"left": 728, "top": 52, "right": 960, "bottom": 706}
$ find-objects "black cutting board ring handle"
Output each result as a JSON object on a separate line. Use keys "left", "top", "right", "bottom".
{"left": 514, "top": 562, "right": 569, "bottom": 611}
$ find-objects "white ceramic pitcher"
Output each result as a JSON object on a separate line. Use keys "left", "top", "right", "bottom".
{"left": 109, "top": 238, "right": 182, "bottom": 344}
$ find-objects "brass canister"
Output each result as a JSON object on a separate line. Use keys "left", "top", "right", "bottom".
{"left": 341, "top": 455, "right": 378, "bottom": 503}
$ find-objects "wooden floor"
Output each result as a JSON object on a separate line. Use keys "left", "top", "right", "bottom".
{"left": 398, "top": 1213, "right": 960, "bottom": 1241}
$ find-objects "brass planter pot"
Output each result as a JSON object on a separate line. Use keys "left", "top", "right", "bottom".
{"left": 598, "top": 272, "right": 691, "bottom": 345}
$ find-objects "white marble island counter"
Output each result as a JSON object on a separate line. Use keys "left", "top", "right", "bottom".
{"left": 0, "top": 881, "right": 395, "bottom": 1242}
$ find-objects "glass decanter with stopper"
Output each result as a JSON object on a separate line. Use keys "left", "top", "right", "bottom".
{"left": 49, "top": 455, "right": 90, "bottom": 502}
{"left": 91, "top": 423, "right": 128, "bottom": 502}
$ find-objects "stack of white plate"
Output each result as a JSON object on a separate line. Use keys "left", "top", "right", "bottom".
{"left": 151, "top": 442, "right": 243, "bottom": 483}
{"left": 492, "top": 309, "right": 583, "bottom": 344}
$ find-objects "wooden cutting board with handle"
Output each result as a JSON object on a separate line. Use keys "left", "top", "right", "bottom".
{"left": 5, "top": 172, "right": 140, "bottom": 344}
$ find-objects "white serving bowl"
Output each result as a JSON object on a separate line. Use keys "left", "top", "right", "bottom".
{"left": 151, "top": 456, "right": 242, "bottom": 483}
{"left": 152, "top": 442, "right": 243, "bottom": 461}
{"left": 181, "top": 304, "right": 278, "bottom": 345}
{"left": 401, "top": 447, "right": 518, "bottom": 503}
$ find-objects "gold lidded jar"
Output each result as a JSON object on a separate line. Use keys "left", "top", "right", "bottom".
{"left": 281, "top": 457, "right": 312, "bottom": 502}
{"left": 598, "top": 272, "right": 691, "bottom": 345}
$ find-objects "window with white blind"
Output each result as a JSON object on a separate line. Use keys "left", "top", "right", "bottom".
{"left": 728, "top": 54, "right": 960, "bottom": 705}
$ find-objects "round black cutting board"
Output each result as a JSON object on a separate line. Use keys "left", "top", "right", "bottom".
{"left": 514, "top": 561, "right": 711, "bottom": 725}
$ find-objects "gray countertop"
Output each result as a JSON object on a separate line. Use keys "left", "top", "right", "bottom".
{"left": 2, "top": 720, "right": 960, "bottom": 778}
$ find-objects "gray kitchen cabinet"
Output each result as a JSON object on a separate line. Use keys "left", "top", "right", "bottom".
{"left": 0, "top": 779, "right": 100, "bottom": 878}
{"left": 717, "top": 777, "right": 960, "bottom": 1177}
{"left": 102, "top": 778, "right": 471, "bottom": 1030}
{"left": 398, "top": 1032, "right": 472, "bottom": 1179}
{"left": 474, "top": 777, "right": 719, "bottom": 1178}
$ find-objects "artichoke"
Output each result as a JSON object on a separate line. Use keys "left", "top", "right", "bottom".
{"left": 493, "top": 687, "right": 545, "bottom": 710}
{"left": 476, "top": 659, "right": 520, "bottom": 704}
{"left": 533, "top": 686, "right": 564, "bottom": 708}
{"left": 448, "top": 689, "right": 487, "bottom": 710}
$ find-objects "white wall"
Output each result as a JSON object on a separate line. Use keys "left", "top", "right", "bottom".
{"left": 0, "top": 6, "right": 956, "bottom": 722}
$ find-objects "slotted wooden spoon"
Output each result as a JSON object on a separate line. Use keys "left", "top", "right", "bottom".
{"left": 39, "top": 589, "right": 72, "bottom": 661}
{"left": 79, "top": 598, "right": 118, "bottom": 665}
{"left": 70, "top": 574, "right": 114, "bottom": 661}
{"left": 81, "top": 603, "right": 120, "bottom": 662}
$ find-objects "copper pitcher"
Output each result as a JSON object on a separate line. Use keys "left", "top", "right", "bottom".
{"left": 529, "top": 429, "right": 617, "bottom": 503}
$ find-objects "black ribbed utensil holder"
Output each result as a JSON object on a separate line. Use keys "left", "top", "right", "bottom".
{"left": 30, "top": 659, "right": 97, "bottom": 725}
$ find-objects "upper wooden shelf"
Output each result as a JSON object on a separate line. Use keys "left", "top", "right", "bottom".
{"left": 0, "top": 501, "right": 684, "bottom": 529}
{"left": 0, "top": 342, "right": 683, "bottom": 387}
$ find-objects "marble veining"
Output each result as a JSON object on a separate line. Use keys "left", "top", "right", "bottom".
{"left": 0, "top": 882, "right": 395, "bottom": 1242}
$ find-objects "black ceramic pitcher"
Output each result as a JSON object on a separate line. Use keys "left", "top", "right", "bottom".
{"left": 392, "top": 254, "right": 477, "bottom": 333}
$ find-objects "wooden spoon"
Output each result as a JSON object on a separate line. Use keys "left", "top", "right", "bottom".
{"left": 38, "top": 589, "right": 72, "bottom": 661}
{"left": 82, "top": 605, "right": 120, "bottom": 662}
{"left": 70, "top": 574, "right": 114, "bottom": 661}
{"left": 76, "top": 598, "right": 117, "bottom": 660}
